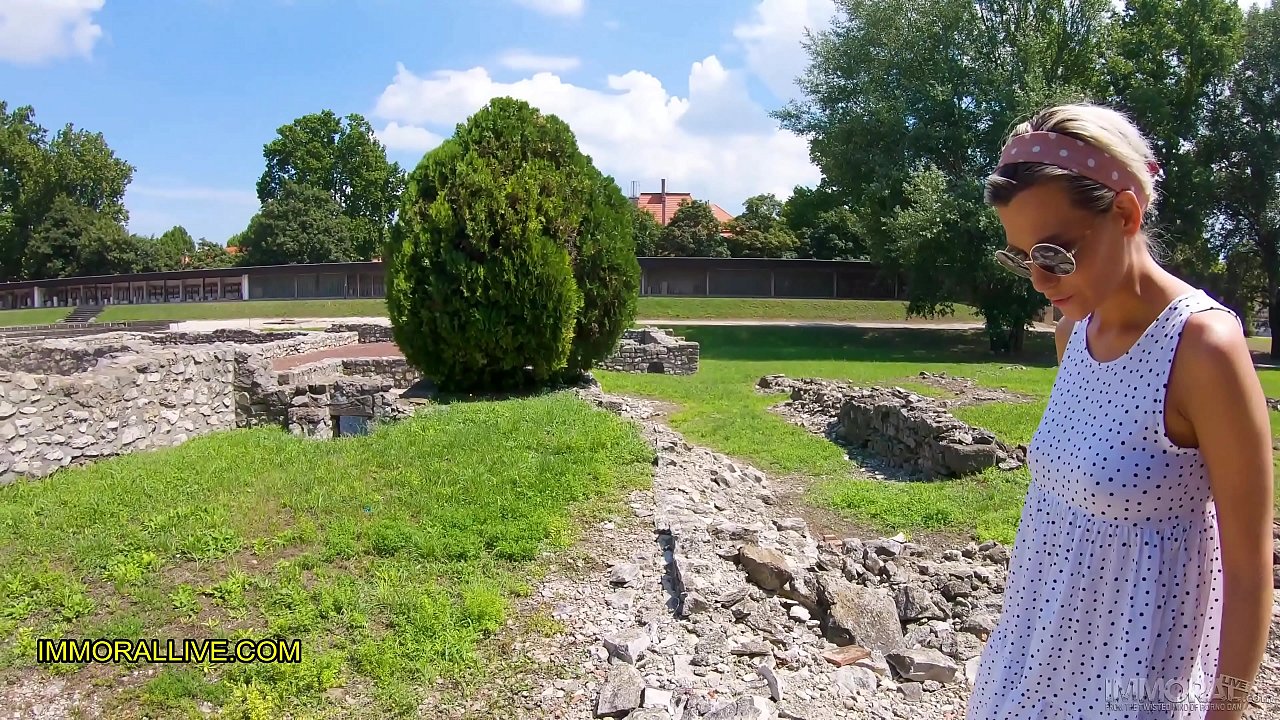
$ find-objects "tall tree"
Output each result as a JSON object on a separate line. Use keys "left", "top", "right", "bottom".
{"left": 777, "top": 0, "right": 1113, "bottom": 352}
{"left": 726, "top": 194, "right": 802, "bottom": 258}
{"left": 0, "top": 101, "right": 134, "bottom": 280}
{"left": 257, "top": 110, "right": 405, "bottom": 261}
{"left": 1101, "top": 0, "right": 1246, "bottom": 284}
{"left": 1205, "top": 4, "right": 1280, "bottom": 355}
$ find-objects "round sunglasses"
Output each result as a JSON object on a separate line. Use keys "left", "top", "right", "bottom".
{"left": 994, "top": 243, "right": 1079, "bottom": 278}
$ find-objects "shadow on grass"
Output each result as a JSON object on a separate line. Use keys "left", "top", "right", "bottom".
{"left": 668, "top": 325, "right": 1059, "bottom": 367}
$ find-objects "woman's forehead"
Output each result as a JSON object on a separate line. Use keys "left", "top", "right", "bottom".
{"left": 996, "top": 185, "right": 1090, "bottom": 247}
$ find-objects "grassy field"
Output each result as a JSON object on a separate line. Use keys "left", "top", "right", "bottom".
{"left": 89, "top": 297, "right": 983, "bottom": 324}
{"left": 0, "top": 308, "right": 71, "bottom": 326}
{"left": 0, "top": 394, "right": 651, "bottom": 719}
{"left": 596, "top": 325, "right": 1280, "bottom": 545}
{"left": 95, "top": 299, "right": 392, "bottom": 323}
{"left": 635, "top": 297, "right": 983, "bottom": 322}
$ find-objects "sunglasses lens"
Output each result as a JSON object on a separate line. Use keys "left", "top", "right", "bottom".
{"left": 995, "top": 250, "right": 1032, "bottom": 277}
{"left": 1030, "top": 245, "right": 1076, "bottom": 275}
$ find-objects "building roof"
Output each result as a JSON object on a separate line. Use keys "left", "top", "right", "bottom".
{"left": 634, "top": 192, "right": 735, "bottom": 226}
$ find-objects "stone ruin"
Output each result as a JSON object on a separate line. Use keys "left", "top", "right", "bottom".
{"left": 0, "top": 327, "right": 420, "bottom": 485}
{"left": 0, "top": 321, "right": 701, "bottom": 485}
{"left": 758, "top": 374, "right": 1025, "bottom": 479}
{"left": 599, "top": 327, "right": 700, "bottom": 375}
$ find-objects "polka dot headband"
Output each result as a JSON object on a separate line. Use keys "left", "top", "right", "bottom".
{"left": 997, "top": 131, "right": 1160, "bottom": 211}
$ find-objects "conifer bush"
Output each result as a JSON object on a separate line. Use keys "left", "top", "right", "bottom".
{"left": 385, "top": 97, "right": 639, "bottom": 392}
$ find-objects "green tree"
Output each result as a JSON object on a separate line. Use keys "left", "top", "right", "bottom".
{"left": 782, "top": 185, "right": 866, "bottom": 259}
{"left": 189, "top": 239, "right": 239, "bottom": 270}
{"left": 22, "top": 195, "right": 139, "bottom": 279}
{"left": 776, "top": 0, "right": 1113, "bottom": 352}
{"left": 257, "top": 110, "right": 405, "bottom": 261}
{"left": 1101, "top": 0, "right": 1245, "bottom": 284}
{"left": 239, "top": 183, "right": 360, "bottom": 266}
{"left": 1205, "top": 4, "right": 1280, "bottom": 355}
{"left": 726, "top": 194, "right": 801, "bottom": 258}
{"left": 0, "top": 101, "right": 134, "bottom": 280}
{"left": 147, "top": 225, "right": 197, "bottom": 270}
{"left": 657, "top": 199, "right": 728, "bottom": 257}
{"left": 631, "top": 204, "right": 663, "bottom": 256}
{"left": 386, "top": 97, "right": 638, "bottom": 393}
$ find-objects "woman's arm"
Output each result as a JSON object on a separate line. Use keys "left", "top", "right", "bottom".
{"left": 1178, "top": 310, "right": 1274, "bottom": 719}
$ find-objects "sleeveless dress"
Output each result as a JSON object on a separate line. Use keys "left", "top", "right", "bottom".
{"left": 966, "top": 289, "right": 1239, "bottom": 719}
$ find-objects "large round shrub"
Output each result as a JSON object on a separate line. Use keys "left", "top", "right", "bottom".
{"left": 385, "top": 97, "right": 639, "bottom": 392}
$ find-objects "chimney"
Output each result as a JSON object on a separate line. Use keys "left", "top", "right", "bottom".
{"left": 660, "top": 178, "right": 667, "bottom": 224}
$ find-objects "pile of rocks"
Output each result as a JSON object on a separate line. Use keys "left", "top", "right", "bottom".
{"left": 482, "top": 382, "right": 1018, "bottom": 720}
{"left": 758, "top": 375, "right": 1024, "bottom": 480}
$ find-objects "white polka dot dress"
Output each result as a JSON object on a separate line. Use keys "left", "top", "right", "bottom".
{"left": 967, "top": 289, "right": 1239, "bottom": 719}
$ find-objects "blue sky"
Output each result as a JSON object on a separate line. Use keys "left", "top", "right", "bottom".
{"left": 1, "top": 0, "right": 1270, "bottom": 245}
{"left": 0, "top": 0, "right": 835, "bottom": 244}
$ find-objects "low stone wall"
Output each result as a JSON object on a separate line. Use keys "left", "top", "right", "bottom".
{"left": 236, "top": 375, "right": 412, "bottom": 438}
{"left": 0, "top": 324, "right": 423, "bottom": 485}
{"left": 759, "top": 375, "right": 1024, "bottom": 479}
{"left": 219, "top": 331, "right": 357, "bottom": 360}
{"left": 275, "top": 360, "right": 343, "bottom": 388}
{"left": 149, "top": 329, "right": 306, "bottom": 346}
{"left": 326, "top": 323, "right": 392, "bottom": 344}
{"left": 0, "top": 345, "right": 237, "bottom": 484}
{"left": 598, "top": 327, "right": 699, "bottom": 375}
{"left": 342, "top": 357, "right": 420, "bottom": 388}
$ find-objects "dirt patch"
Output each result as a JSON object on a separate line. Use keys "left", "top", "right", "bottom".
{"left": 911, "top": 370, "right": 1036, "bottom": 407}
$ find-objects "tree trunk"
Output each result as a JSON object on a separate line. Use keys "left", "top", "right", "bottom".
{"left": 1270, "top": 281, "right": 1279, "bottom": 361}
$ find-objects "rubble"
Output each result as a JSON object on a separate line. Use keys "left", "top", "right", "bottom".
{"left": 483, "top": 383, "right": 1280, "bottom": 719}
{"left": 757, "top": 375, "right": 1025, "bottom": 480}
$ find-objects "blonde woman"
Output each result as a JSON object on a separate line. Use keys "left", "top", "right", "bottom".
{"left": 966, "top": 103, "right": 1274, "bottom": 719}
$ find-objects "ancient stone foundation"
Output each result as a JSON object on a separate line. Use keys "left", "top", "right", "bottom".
{"left": 759, "top": 375, "right": 1025, "bottom": 479}
{"left": 0, "top": 335, "right": 239, "bottom": 484}
{"left": 0, "top": 328, "right": 419, "bottom": 485}
{"left": 599, "top": 327, "right": 700, "bottom": 375}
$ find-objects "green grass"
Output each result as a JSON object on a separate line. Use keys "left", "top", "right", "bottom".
{"left": 96, "top": 299, "right": 391, "bottom": 322}
{"left": 0, "top": 393, "right": 651, "bottom": 719}
{"left": 90, "top": 297, "right": 982, "bottom": 325}
{"left": 596, "top": 325, "right": 1280, "bottom": 545}
{"left": 635, "top": 297, "right": 982, "bottom": 322}
{"left": 0, "top": 308, "right": 71, "bottom": 326}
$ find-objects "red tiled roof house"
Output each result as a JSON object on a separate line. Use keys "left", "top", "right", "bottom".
{"left": 632, "top": 179, "right": 735, "bottom": 235}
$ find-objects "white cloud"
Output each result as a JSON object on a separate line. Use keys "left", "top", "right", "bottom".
{"left": 733, "top": 0, "right": 835, "bottom": 102}
{"left": 512, "top": 0, "right": 584, "bottom": 17}
{"left": 370, "top": 57, "right": 820, "bottom": 214}
{"left": 376, "top": 121, "right": 444, "bottom": 153}
{"left": 498, "top": 50, "right": 581, "bottom": 73}
{"left": 0, "top": 0, "right": 105, "bottom": 65}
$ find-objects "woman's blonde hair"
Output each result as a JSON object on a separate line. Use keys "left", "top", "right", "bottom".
{"left": 985, "top": 103, "right": 1165, "bottom": 259}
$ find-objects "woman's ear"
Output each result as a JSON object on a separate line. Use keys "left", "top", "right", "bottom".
{"left": 1113, "top": 189, "right": 1145, "bottom": 235}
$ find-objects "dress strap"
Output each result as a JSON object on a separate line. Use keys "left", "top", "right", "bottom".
{"left": 1144, "top": 289, "right": 1241, "bottom": 409}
